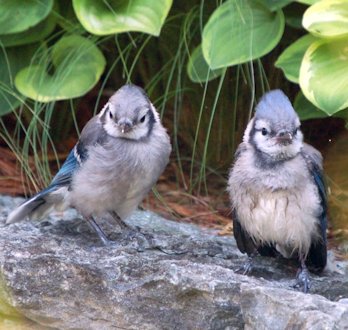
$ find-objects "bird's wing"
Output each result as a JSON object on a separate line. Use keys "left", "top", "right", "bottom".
{"left": 6, "top": 116, "right": 107, "bottom": 224}
{"left": 232, "top": 209, "right": 257, "bottom": 255}
{"left": 50, "top": 148, "right": 82, "bottom": 188}
{"left": 6, "top": 147, "right": 83, "bottom": 224}
{"left": 231, "top": 143, "right": 259, "bottom": 256}
{"left": 51, "top": 116, "right": 107, "bottom": 188}
{"left": 301, "top": 143, "right": 327, "bottom": 271}
{"left": 75, "top": 115, "right": 107, "bottom": 163}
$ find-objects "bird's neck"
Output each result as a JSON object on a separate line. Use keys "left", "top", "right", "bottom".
{"left": 253, "top": 147, "right": 297, "bottom": 169}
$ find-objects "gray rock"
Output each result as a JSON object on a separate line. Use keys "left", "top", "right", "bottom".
{"left": 0, "top": 196, "right": 348, "bottom": 330}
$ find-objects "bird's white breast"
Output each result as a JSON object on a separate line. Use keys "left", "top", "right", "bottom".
{"left": 69, "top": 126, "right": 171, "bottom": 219}
{"left": 228, "top": 145, "right": 322, "bottom": 257}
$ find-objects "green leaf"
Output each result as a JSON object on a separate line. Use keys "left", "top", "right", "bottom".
{"left": 57, "top": 0, "right": 84, "bottom": 34}
{"left": 294, "top": 91, "right": 328, "bottom": 120}
{"left": 15, "top": 35, "right": 106, "bottom": 102}
{"left": 335, "top": 109, "right": 348, "bottom": 128}
{"left": 0, "top": 45, "right": 38, "bottom": 116}
{"left": 295, "top": 91, "right": 348, "bottom": 125}
{"left": 303, "top": 0, "right": 348, "bottom": 37}
{"left": 283, "top": 3, "right": 307, "bottom": 29}
{"left": 300, "top": 37, "right": 348, "bottom": 115}
{"left": 259, "top": 0, "right": 293, "bottom": 11}
{"left": 187, "top": 46, "right": 224, "bottom": 83}
{"left": 0, "top": 0, "right": 53, "bottom": 35}
{"left": 275, "top": 34, "right": 317, "bottom": 83}
{"left": 72, "top": 0, "right": 173, "bottom": 36}
{"left": 296, "top": 0, "right": 320, "bottom": 4}
{"left": 202, "top": 0, "right": 285, "bottom": 70}
{"left": 0, "top": 14, "right": 56, "bottom": 47}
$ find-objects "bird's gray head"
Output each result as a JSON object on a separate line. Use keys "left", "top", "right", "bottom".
{"left": 99, "top": 84, "right": 158, "bottom": 140}
{"left": 244, "top": 90, "right": 303, "bottom": 164}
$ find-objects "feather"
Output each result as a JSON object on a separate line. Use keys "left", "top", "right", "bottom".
{"left": 6, "top": 148, "right": 81, "bottom": 224}
{"left": 6, "top": 83, "right": 171, "bottom": 249}
{"left": 301, "top": 144, "right": 327, "bottom": 271}
{"left": 232, "top": 209, "right": 256, "bottom": 255}
{"left": 51, "top": 148, "right": 81, "bottom": 187}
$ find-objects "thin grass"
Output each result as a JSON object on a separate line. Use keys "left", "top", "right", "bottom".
{"left": 1, "top": 0, "right": 271, "bottom": 213}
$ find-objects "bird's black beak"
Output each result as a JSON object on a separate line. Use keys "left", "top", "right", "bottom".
{"left": 276, "top": 131, "right": 293, "bottom": 145}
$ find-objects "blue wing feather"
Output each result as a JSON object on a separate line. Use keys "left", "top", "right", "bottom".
{"left": 7, "top": 127, "right": 94, "bottom": 224}
{"left": 6, "top": 147, "right": 83, "bottom": 224}
{"left": 50, "top": 147, "right": 82, "bottom": 188}
{"left": 312, "top": 166, "right": 328, "bottom": 238}
{"left": 301, "top": 147, "right": 327, "bottom": 271}
{"left": 49, "top": 115, "right": 106, "bottom": 189}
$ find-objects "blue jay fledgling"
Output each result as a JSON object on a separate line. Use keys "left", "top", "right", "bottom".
{"left": 228, "top": 90, "right": 327, "bottom": 293}
{"left": 7, "top": 84, "right": 172, "bottom": 245}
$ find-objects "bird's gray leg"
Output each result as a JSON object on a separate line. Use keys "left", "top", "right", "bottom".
{"left": 236, "top": 251, "right": 258, "bottom": 275}
{"left": 294, "top": 257, "right": 311, "bottom": 293}
{"left": 85, "top": 216, "right": 110, "bottom": 246}
{"left": 109, "top": 211, "right": 136, "bottom": 231}
{"left": 109, "top": 211, "right": 149, "bottom": 251}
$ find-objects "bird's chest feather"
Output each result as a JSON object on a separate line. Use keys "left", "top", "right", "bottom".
{"left": 70, "top": 138, "right": 168, "bottom": 217}
{"left": 229, "top": 150, "right": 322, "bottom": 255}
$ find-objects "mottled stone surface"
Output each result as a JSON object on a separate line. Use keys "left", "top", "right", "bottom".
{"left": 0, "top": 196, "right": 347, "bottom": 329}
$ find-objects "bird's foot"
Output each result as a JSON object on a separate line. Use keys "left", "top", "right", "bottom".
{"left": 84, "top": 216, "right": 116, "bottom": 247}
{"left": 235, "top": 255, "right": 254, "bottom": 275}
{"left": 109, "top": 226, "right": 152, "bottom": 252}
{"left": 64, "top": 218, "right": 88, "bottom": 234}
{"left": 294, "top": 265, "right": 311, "bottom": 293}
{"left": 107, "top": 211, "right": 151, "bottom": 250}
{"left": 109, "top": 211, "right": 135, "bottom": 231}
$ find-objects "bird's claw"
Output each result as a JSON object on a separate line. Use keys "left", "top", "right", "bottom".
{"left": 110, "top": 227, "right": 151, "bottom": 252}
{"left": 294, "top": 267, "right": 311, "bottom": 293}
{"left": 235, "top": 257, "right": 253, "bottom": 275}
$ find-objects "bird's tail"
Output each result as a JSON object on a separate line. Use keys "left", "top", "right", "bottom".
{"left": 6, "top": 186, "right": 68, "bottom": 224}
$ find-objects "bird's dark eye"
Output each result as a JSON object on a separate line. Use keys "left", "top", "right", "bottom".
{"left": 109, "top": 111, "right": 113, "bottom": 119}
{"left": 294, "top": 128, "right": 298, "bottom": 135}
{"left": 140, "top": 115, "right": 146, "bottom": 123}
{"left": 261, "top": 128, "right": 268, "bottom": 136}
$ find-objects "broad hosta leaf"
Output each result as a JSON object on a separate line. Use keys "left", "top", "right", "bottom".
{"left": 15, "top": 35, "right": 106, "bottom": 102}
{"left": 294, "top": 91, "right": 328, "bottom": 120}
{"left": 57, "top": 0, "right": 84, "bottom": 34}
{"left": 300, "top": 38, "right": 348, "bottom": 115}
{"left": 303, "top": 0, "right": 348, "bottom": 37}
{"left": 0, "top": 14, "right": 56, "bottom": 47}
{"left": 294, "top": 92, "right": 348, "bottom": 124}
{"left": 259, "top": 0, "right": 293, "bottom": 11}
{"left": 295, "top": 91, "right": 348, "bottom": 126}
{"left": 283, "top": 3, "right": 308, "bottom": 29}
{"left": 0, "top": 0, "right": 53, "bottom": 35}
{"left": 72, "top": 0, "right": 173, "bottom": 36}
{"left": 187, "top": 46, "right": 223, "bottom": 83}
{"left": 275, "top": 34, "right": 317, "bottom": 83}
{"left": 202, "top": 0, "right": 285, "bottom": 70}
{"left": 0, "top": 45, "right": 38, "bottom": 116}
{"left": 296, "top": 0, "right": 320, "bottom": 4}
{"left": 335, "top": 109, "right": 348, "bottom": 128}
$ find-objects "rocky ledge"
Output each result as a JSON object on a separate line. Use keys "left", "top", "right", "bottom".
{"left": 0, "top": 196, "right": 348, "bottom": 329}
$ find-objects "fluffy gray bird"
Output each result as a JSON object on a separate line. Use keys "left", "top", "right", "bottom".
{"left": 228, "top": 90, "right": 327, "bottom": 292}
{"left": 7, "top": 84, "right": 172, "bottom": 245}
